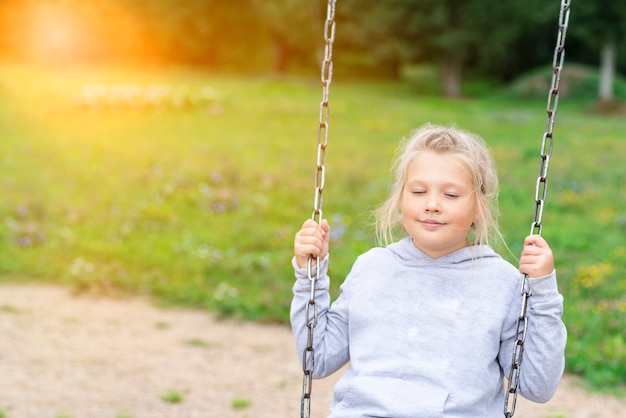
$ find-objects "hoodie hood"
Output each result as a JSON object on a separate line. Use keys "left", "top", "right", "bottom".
{"left": 386, "top": 236, "right": 502, "bottom": 266}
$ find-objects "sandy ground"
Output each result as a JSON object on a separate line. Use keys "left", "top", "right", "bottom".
{"left": 1, "top": 283, "right": 625, "bottom": 418}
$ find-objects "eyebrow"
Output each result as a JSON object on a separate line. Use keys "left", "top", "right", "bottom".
{"left": 405, "top": 180, "right": 470, "bottom": 190}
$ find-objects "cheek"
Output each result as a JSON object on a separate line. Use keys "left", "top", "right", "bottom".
{"left": 400, "top": 196, "right": 419, "bottom": 215}
{"left": 399, "top": 206, "right": 414, "bottom": 226}
{"left": 399, "top": 195, "right": 409, "bottom": 213}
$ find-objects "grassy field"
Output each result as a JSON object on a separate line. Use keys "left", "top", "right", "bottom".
{"left": 0, "top": 64, "right": 625, "bottom": 392}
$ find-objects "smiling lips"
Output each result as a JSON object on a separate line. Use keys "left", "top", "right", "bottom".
{"left": 420, "top": 219, "right": 445, "bottom": 229}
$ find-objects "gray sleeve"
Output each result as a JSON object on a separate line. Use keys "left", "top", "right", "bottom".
{"left": 290, "top": 255, "right": 350, "bottom": 379}
{"left": 501, "top": 271, "right": 567, "bottom": 403}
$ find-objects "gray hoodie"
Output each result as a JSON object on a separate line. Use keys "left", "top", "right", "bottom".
{"left": 291, "top": 236, "right": 566, "bottom": 417}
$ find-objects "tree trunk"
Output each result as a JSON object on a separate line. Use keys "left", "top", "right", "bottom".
{"left": 599, "top": 42, "right": 615, "bottom": 102}
{"left": 308, "top": 0, "right": 324, "bottom": 65}
{"left": 272, "top": 34, "right": 289, "bottom": 75}
{"left": 442, "top": 59, "right": 462, "bottom": 98}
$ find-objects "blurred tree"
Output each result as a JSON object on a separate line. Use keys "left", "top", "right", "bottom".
{"left": 2, "top": 0, "right": 622, "bottom": 90}
{"left": 128, "top": 0, "right": 320, "bottom": 72}
{"left": 250, "top": 0, "right": 320, "bottom": 74}
{"left": 497, "top": 0, "right": 562, "bottom": 82}
{"left": 568, "top": 1, "right": 626, "bottom": 103}
{"left": 131, "top": 0, "right": 253, "bottom": 67}
{"left": 337, "top": 0, "right": 539, "bottom": 97}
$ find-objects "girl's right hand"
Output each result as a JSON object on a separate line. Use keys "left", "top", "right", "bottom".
{"left": 294, "top": 219, "right": 330, "bottom": 269}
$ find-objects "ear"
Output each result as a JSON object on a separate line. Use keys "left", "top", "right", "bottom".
{"left": 472, "top": 201, "right": 480, "bottom": 227}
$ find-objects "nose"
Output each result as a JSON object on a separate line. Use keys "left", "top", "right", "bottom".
{"left": 425, "top": 195, "right": 441, "bottom": 213}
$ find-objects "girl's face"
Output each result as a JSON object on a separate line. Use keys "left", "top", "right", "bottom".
{"left": 401, "top": 152, "right": 477, "bottom": 259}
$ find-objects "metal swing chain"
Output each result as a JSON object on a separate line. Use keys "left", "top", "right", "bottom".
{"left": 504, "top": 1, "right": 571, "bottom": 417}
{"left": 301, "top": 1, "right": 336, "bottom": 418}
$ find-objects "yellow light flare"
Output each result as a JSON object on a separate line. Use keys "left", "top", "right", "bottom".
{"left": 29, "top": 5, "right": 79, "bottom": 61}
{"left": 0, "top": 0, "right": 157, "bottom": 65}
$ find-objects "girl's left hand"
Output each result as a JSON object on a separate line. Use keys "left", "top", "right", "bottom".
{"left": 519, "top": 235, "right": 554, "bottom": 278}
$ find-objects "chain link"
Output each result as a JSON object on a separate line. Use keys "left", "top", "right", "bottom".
{"left": 504, "top": 1, "right": 571, "bottom": 417}
{"left": 301, "top": 1, "right": 336, "bottom": 418}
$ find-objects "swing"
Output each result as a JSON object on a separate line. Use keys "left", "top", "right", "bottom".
{"left": 300, "top": 2, "right": 336, "bottom": 417}
{"left": 299, "top": 2, "right": 572, "bottom": 418}
{"left": 504, "top": 2, "right": 571, "bottom": 416}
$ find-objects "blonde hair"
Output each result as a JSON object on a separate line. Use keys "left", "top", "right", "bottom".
{"left": 374, "top": 123, "right": 501, "bottom": 249}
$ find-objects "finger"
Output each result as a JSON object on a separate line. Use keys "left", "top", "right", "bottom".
{"left": 524, "top": 234, "right": 548, "bottom": 248}
{"left": 295, "top": 232, "right": 324, "bottom": 248}
{"left": 295, "top": 241, "right": 321, "bottom": 259}
{"left": 519, "top": 254, "right": 554, "bottom": 277}
{"left": 521, "top": 245, "right": 544, "bottom": 257}
{"left": 302, "top": 219, "right": 319, "bottom": 229}
{"left": 297, "top": 223, "right": 322, "bottom": 237}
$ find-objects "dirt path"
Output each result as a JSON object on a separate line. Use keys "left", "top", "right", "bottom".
{"left": 1, "top": 283, "right": 624, "bottom": 418}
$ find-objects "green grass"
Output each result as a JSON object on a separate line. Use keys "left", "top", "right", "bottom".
{"left": 160, "top": 390, "right": 184, "bottom": 404}
{"left": 0, "top": 64, "right": 625, "bottom": 393}
{"left": 184, "top": 338, "right": 211, "bottom": 348}
{"left": 231, "top": 397, "right": 252, "bottom": 409}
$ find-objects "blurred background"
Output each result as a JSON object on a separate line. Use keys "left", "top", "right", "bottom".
{"left": 0, "top": 0, "right": 625, "bottom": 94}
{"left": 0, "top": 0, "right": 624, "bottom": 399}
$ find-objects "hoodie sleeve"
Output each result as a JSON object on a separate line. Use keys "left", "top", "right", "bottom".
{"left": 499, "top": 271, "right": 567, "bottom": 403}
{"left": 290, "top": 255, "right": 350, "bottom": 379}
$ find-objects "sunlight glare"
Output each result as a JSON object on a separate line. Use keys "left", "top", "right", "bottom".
{"left": 2, "top": 0, "right": 154, "bottom": 65}
{"left": 34, "top": 8, "right": 77, "bottom": 56}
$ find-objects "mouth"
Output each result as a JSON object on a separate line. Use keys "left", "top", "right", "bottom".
{"left": 420, "top": 219, "right": 445, "bottom": 229}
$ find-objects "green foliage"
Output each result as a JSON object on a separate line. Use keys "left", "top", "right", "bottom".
{"left": 160, "top": 391, "right": 184, "bottom": 404}
{"left": 503, "top": 63, "right": 626, "bottom": 102}
{"left": 0, "top": 65, "right": 625, "bottom": 392}
{"left": 564, "top": 248, "right": 626, "bottom": 388}
{"left": 3, "top": 0, "right": 626, "bottom": 80}
{"left": 231, "top": 397, "right": 252, "bottom": 409}
{"left": 337, "top": 0, "right": 538, "bottom": 82}
{"left": 568, "top": 1, "right": 626, "bottom": 49}
{"left": 184, "top": 338, "right": 211, "bottom": 348}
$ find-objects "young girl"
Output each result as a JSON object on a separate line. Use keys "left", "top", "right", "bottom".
{"left": 291, "top": 124, "right": 566, "bottom": 417}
